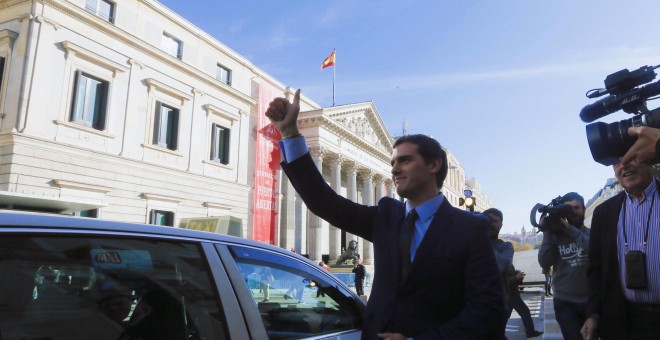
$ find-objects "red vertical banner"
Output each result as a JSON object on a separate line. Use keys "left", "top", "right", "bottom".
{"left": 253, "top": 79, "right": 282, "bottom": 244}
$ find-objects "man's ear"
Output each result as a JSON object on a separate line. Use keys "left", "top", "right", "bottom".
{"left": 430, "top": 159, "right": 442, "bottom": 173}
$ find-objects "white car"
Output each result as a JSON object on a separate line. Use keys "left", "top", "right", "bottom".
{"left": 0, "top": 210, "right": 364, "bottom": 339}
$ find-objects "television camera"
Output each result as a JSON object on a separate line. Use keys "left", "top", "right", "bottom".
{"left": 529, "top": 196, "right": 574, "bottom": 233}
{"left": 580, "top": 64, "right": 660, "bottom": 165}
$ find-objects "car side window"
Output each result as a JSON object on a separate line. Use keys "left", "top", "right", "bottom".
{"left": 230, "top": 245, "right": 362, "bottom": 339}
{"left": 0, "top": 235, "right": 229, "bottom": 340}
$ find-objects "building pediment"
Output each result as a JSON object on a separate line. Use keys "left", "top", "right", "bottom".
{"left": 299, "top": 102, "right": 393, "bottom": 156}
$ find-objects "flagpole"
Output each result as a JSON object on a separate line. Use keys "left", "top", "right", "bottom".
{"left": 332, "top": 49, "right": 336, "bottom": 106}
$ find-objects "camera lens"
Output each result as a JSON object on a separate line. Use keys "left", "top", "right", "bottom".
{"left": 586, "top": 118, "right": 635, "bottom": 166}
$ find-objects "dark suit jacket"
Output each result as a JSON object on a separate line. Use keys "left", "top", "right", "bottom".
{"left": 587, "top": 190, "right": 630, "bottom": 339}
{"left": 281, "top": 153, "right": 505, "bottom": 339}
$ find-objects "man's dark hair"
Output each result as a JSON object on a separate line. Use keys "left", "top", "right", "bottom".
{"left": 483, "top": 208, "right": 503, "bottom": 222}
{"left": 561, "top": 192, "right": 584, "bottom": 208}
{"left": 393, "top": 134, "right": 448, "bottom": 189}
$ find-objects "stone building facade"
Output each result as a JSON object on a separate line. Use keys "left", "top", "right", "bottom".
{"left": 0, "top": 0, "right": 492, "bottom": 263}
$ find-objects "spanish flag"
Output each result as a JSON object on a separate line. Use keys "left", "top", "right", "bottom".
{"left": 321, "top": 50, "right": 336, "bottom": 70}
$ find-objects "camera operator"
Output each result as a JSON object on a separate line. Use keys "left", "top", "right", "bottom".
{"left": 620, "top": 126, "right": 660, "bottom": 165}
{"left": 537, "top": 192, "right": 590, "bottom": 340}
{"left": 581, "top": 160, "right": 660, "bottom": 340}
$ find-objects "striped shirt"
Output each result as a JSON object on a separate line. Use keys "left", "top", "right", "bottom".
{"left": 617, "top": 180, "right": 660, "bottom": 303}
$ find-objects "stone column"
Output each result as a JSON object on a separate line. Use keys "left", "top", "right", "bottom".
{"left": 294, "top": 193, "right": 305, "bottom": 254}
{"left": 278, "top": 174, "right": 296, "bottom": 251}
{"left": 385, "top": 179, "right": 396, "bottom": 198}
{"left": 326, "top": 154, "right": 343, "bottom": 263}
{"left": 359, "top": 169, "right": 374, "bottom": 264}
{"left": 344, "top": 161, "right": 359, "bottom": 245}
{"left": 307, "top": 146, "right": 325, "bottom": 263}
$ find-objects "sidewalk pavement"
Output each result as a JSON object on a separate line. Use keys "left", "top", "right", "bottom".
{"left": 542, "top": 295, "right": 563, "bottom": 340}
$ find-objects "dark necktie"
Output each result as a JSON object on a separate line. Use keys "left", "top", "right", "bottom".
{"left": 399, "top": 209, "right": 418, "bottom": 279}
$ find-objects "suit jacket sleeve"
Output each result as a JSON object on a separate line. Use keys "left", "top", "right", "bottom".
{"left": 586, "top": 202, "right": 606, "bottom": 317}
{"left": 280, "top": 152, "right": 379, "bottom": 241}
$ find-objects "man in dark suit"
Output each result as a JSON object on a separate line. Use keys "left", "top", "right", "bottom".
{"left": 353, "top": 258, "right": 367, "bottom": 296}
{"left": 266, "top": 89, "right": 505, "bottom": 339}
{"left": 582, "top": 159, "right": 660, "bottom": 340}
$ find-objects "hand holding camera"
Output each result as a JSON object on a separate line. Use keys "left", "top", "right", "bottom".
{"left": 620, "top": 126, "right": 660, "bottom": 165}
{"left": 580, "top": 64, "right": 660, "bottom": 166}
{"left": 530, "top": 196, "right": 574, "bottom": 233}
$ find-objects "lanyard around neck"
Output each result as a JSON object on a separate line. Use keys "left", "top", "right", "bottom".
{"left": 622, "top": 182, "right": 658, "bottom": 253}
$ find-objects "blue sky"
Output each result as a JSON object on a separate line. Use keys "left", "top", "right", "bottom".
{"left": 159, "top": 0, "right": 660, "bottom": 233}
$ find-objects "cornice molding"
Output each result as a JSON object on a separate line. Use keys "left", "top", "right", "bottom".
{"left": 203, "top": 104, "right": 240, "bottom": 123}
{"left": 145, "top": 78, "right": 191, "bottom": 104}
{"left": 52, "top": 179, "right": 113, "bottom": 193}
{"left": 35, "top": 15, "right": 61, "bottom": 30}
{"left": 141, "top": 192, "right": 183, "bottom": 203}
{"left": 203, "top": 202, "right": 233, "bottom": 210}
{"left": 61, "top": 40, "right": 128, "bottom": 76}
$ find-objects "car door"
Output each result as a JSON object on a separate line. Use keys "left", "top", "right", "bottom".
{"left": 0, "top": 229, "right": 249, "bottom": 339}
{"left": 216, "top": 243, "right": 364, "bottom": 339}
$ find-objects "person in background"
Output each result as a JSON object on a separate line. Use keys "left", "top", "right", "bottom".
{"left": 542, "top": 266, "right": 553, "bottom": 297}
{"left": 484, "top": 208, "right": 542, "bottom": 339}
{"left": 538, "top": 192, "right": 590, "bottom": 340}
{"left": 582, "top": 160, "right": 660, "bottom": 340}
{"left": 506, "top": 268, "right": 543, "bottom": 338}
{"left": 483, "top": 208, "right": 513, "bottom": 340}
{"left": 259, "top": 267, "right": 274, "bottom": 302}
{"left": 352, "top": 258, "right": 366, "bottom": 297}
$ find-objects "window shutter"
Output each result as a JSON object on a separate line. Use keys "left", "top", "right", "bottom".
{"left": 169, "top": 109, "right": 179, "bottom": 150}
{"left": 210, "top": 124, "right": 217, "bottom": 160}
{"left": 223, "top": 128, "right": 230, "bottom": 164}
{"left": 94, "top": 80, "right": 108, "bottom": 130}
{"left": 153, "top": 102, "right": 162, "bottom": 145}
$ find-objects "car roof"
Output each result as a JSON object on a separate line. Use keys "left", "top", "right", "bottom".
{"left": 0, "top": 210, "right": 294, "bottom": 258}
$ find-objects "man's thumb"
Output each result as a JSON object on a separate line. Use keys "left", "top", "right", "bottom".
{"left": 293, "top": 89, "right": 301, "bottom": 106}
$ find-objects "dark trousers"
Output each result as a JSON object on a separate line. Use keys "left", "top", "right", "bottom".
{"left": 507, "top": 293, "right": 535, "bottom": 336}
{"left": 553, "top": 298, "right": 587, "bottom": 340}
{"left": 627, "top": 302, "right": 660, "bottom": 340}
{"left": 355, "top": 279, "right": 364, "bottom": 296}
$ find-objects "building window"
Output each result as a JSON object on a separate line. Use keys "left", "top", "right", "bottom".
{"left": 70, "top": 71, "right": 108, "bottom": 130}
{"left": 85, "top": 0, "right": 115, "bottom": 23}
{"left": 72, "top": 209, "right": 99, "bottom": 218}
{"left": 162, "top": 33, "right": 182, "bottom": 59}
{"left": 153, "top": 102, "right": 179, "bottom": 150}
{"left": 150, "top": 209, "right": 174, "bottom": 226}
{"left": 210, "top": 123, "right": 230, "bottom": 164}
{"left": 216, "top": 64, "right": 231, "bottom": 86}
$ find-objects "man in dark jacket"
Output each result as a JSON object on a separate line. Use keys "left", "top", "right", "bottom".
{"left": 582, "top": 160, "right": 660, "bottom": 340}
{"left": 266, "top": 89, "right": 505, "bottom": 339}
{"left": 353, "top": 258, "right": 367, "bottom": 296}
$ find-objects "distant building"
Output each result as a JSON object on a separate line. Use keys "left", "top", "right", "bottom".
{"left": 464, "top": 177, "right": 493, "bottom": 213}
{"left": 584, "top": 178, "right": 621, "bottom": 227}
